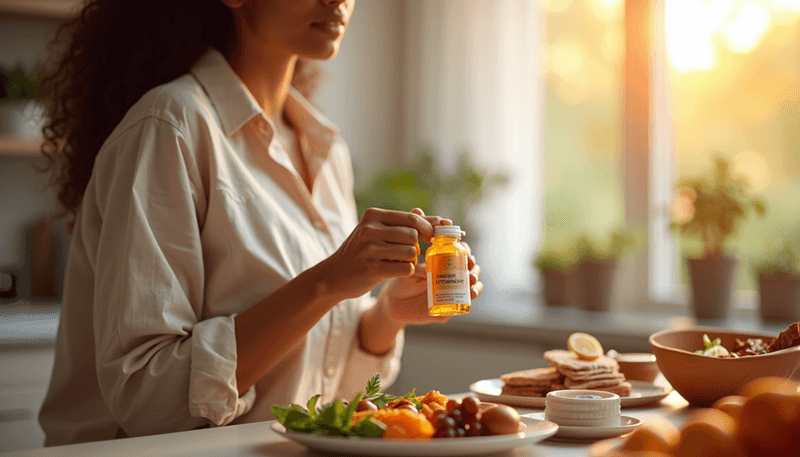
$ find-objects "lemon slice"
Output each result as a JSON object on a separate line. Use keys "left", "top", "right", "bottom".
{"left": 567, "top": 332, "right": 604, "bottom": 361}
{"left": 702, "top": 345, "right": 730, "bottom": 358}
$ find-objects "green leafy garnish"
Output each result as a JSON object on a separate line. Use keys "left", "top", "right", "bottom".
{"left": 362, "top": 374, "right": 423, "bottom": 409}
{"left": 271, "top": 373, "right": 420, "bottom": 437}
{"left": 695, "top": 333, "right": 724, "bottom": 354}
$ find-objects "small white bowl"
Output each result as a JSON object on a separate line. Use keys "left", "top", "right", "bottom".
{"left": 544, "top": 390, "right": 620, "bottom": 427}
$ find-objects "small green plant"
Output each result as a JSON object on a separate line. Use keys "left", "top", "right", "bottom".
{"left": 753, "top": 244, "right": 800, "bottom": 279}
{"left": 354, "top": 146, "right": 508, "bottom": 232}
{"left": 534, "top": 246, "right": 579, "bottom": 272}
{"left": 575, "top": 228, "right": 643, "bottom": 262}
{"left": 0, "top": 65, "right": 41, "bottom": 102}
{"left": 671, "top": 156, "right": 766, "bottom": 258}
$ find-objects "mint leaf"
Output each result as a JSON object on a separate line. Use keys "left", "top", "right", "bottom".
{"left": 318, "top": 400, "right": 347, "bottom": 430}
{"left": 283, "top": 409, "right": 315, "bottom": 432}
{"left": 352, "top": 415, "right": 386, "bottom": 437}
{"left": 307, "top": 394, "right": 320, "bottom": 419}
{"left": 271, "top": 405, "right": 291, "bottom": 423}
{"left": 344, "top": 393, "right": 361, "bottom": 424}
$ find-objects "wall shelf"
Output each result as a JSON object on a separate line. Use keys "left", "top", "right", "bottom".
{"left": 0, "top": 0, "right": 79, "bottom": 20}
{"left": 0, "top": 134, "right": 43, "bottom": 157}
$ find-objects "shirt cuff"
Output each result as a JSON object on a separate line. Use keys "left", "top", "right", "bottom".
{"left": 338, "top": 328, "right": 404, "bottom": 398}
{"left": 188, "top": 315, "right": 255, "bottom": 426}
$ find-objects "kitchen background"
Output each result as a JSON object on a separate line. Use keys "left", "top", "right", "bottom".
{"left": 2, "top": 0, "right": 799, "bottom": 452}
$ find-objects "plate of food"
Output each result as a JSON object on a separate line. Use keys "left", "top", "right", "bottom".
{"left": 470, "top": 333, "right": 672, "bottom": 409}
{"left": 269, "top": 374, "right": 558, "bottom": 456}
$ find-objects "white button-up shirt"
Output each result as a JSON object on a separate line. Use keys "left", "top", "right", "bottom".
{"left": 39, "top": 48, "right": 403, "bottom": 446}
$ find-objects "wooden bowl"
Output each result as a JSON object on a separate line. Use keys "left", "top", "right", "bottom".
{"left": 649, "top": 327, "right": 800, "bottom": 406}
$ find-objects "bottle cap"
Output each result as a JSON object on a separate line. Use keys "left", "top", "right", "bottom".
{"left": 434, "top": 225, "right": 465, "bottom": 237}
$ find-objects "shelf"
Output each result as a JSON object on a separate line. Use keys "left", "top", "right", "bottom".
{"left": 0, "top": 134, "right": 43, "bottom": 157}
{"left": 0, "top": 0, "right": 80, "bottom": 20}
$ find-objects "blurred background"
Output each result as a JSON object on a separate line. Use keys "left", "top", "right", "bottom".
{"left": 0, "top": 0, "right": 799, "bottom": 451}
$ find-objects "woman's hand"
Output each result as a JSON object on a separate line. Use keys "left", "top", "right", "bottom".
{"left": 378, "top": 240, "right": 484, "bottom": 326}
{"left": 320, "top": 207, "right": 450, "bottom": 301}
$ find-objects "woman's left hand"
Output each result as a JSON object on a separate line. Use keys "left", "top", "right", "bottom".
{"left": 378, "top": 239, "right": 483, "bottom": 326}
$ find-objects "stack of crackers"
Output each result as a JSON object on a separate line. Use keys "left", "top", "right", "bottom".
{"left": 501, "top": 349, "right": 631, "bottom": 397}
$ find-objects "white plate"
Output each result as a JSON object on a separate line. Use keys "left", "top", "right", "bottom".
{"left": 524, "top": 413, "right": 641, "bottom": 442}
{"left": 269, "top": 416, "right": 558, "bottom": 456}
{"left": 469, "top": 379, "right": 672, "bottom": 408}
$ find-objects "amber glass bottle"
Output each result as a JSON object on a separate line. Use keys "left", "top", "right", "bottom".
{"left": 426, "top": 225, "right": 471, "bottom": 316}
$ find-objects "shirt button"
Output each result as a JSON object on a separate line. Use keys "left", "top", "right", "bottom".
{"left": 325, "top": 366, "right": 335, "bottom": 378}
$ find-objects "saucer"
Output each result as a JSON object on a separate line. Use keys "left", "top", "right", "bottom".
{"left": 523, "top": 412, "right": 642, "bottom": 442}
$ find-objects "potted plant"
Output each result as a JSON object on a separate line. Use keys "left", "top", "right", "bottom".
{"left": 671, "top": 156, "right": 767, "bottom": 319}
{"left": 354, "top": 146, "right": 507, "bottom": 258}
{"left": 0, "top": 64, "right": 44, "bottom": 138}
{"left": 752, "top": 244, "right": 800, "bottom": 322}
{"left": 534, "top": 242, "right": 581, "bottom": 307}
{"left": 575, "top": 228, "right": 641, "bottom": 311}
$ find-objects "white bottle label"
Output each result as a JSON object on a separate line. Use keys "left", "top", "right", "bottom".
{"left": 427, "top": 268, "right": 471, "bottom": 308}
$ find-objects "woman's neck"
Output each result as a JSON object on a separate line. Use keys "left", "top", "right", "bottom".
{"left": 227, "top": 31, "right": 297, "bottom": 118}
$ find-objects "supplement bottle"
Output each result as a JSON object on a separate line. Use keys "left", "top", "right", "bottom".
{"left": 426, "top": 225, "right": 471, "bottom": 316}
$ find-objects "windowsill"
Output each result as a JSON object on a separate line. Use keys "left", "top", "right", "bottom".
{"left": 0, "top": 293, "right": 792, "bottom": 352}
{"left": 406, "top": 291, "right": 793, "bottom": 354}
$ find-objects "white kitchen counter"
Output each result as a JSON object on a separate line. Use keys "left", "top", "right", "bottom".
{"left": 0, "top": 392, "right": 694, "bottom": 457}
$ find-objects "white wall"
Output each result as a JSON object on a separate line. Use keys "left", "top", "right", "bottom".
{"left": 314, "top": 1, "right": 405, "bottom": 188}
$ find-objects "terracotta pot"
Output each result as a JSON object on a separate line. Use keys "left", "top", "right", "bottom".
{"left": 580, "top": 259, "right": 617, "bottom": 312}
{"left": 540, "top": 268, "right": 579, "bottom": 306}
{"left": 759, "top": 273, "right": 800, "bottom": 322}
{"left": 687, "top": 256, "right": 738, "bottom": 319}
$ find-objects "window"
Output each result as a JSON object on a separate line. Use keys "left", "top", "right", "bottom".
{"left": 651, "top": 0, "right": 800, "bottom": 309}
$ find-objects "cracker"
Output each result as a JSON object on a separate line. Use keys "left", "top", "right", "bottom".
{"left": 565, "top": 376, "right": 625, "bottom": 389}
{"left": 557, "top": 366, "right": 617, "bottom": 380}
{"left": 544, "top": 350, "right": 619, "bottom": 371}
{"left": 591, "top": 382, "right": 632, "bottom": 397}
{"left": 501, "top": 367, "right": 562, "bottom": 387}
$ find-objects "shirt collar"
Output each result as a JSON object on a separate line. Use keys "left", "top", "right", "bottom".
{"left": 190, "top": 48, "right": 339, "bottom": 160}
{"left": 190, "top": 48, "right": 262, "bottom": 137}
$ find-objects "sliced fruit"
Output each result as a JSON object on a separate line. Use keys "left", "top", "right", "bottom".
{"left": 702, "top": 345, "right": 730, "bottom": 358}
{"left": 567, "top": 332, "right": 603, "bottom": 361}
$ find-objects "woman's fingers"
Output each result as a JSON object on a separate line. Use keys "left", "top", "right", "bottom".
{"left": 471, "top": 280, "right": 484, "bottom": 300}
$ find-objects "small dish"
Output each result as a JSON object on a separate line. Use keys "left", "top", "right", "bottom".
{"left": 545, "top": 390, "right": 620, "bottom": 427}
{"left": 614, "top": 353, "right": 660, "bottom": 383}
{"left": 524, "top": 412, "right": 642, "bottom": 442}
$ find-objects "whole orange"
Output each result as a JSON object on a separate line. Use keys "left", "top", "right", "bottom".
{"left": 738, "top": 391, "right": 800, "bottom": 455}
{"left": 711, "top": 395, "right": 746, "bottom": 424}
{"left": 676, "top": 408, "right": 743, "bottom": 457}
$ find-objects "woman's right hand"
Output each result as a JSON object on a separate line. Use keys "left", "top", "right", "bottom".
{"left": 320, "top": 207, "right": 450, "bottom": 300}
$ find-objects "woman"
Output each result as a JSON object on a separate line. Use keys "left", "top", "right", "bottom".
{"left": 37, "top": 0, "right": 483, "bottom": 446}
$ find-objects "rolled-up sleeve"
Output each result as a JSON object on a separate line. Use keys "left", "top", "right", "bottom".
{"left": 91, "top": 115, "right": 254, "bottom": 437}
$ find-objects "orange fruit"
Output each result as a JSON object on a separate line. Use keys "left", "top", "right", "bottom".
{"left": 739, "top": 391, "right": 800, "bottom": 455}
{"left": 676, "top": 408, "right": 743, "bottom": 457}
{"left": 711, "top": 395, "right": 746, "bottom": 424}
{"left": 619, "top": 416, "right": 680, "bottom": 454}
{"left": 567, "top": 332, "right": 603, "bottom": 361}
{"left": 740, "top": 376, "right": 800, "bottom": 399}
{"left": 352, "top": 409, "right": 434, "bottom": 439}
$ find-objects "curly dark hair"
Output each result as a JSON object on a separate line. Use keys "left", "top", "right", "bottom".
{"left": 38, "top": 0, "right": 322, "bottom": 231}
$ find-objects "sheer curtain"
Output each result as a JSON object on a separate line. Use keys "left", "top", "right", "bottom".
{"left": 400, "top": 0, "right": 546, "bottom": 315}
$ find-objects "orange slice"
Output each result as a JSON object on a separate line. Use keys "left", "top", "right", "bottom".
{"left": 567, "top": 332, "right": 603, "bottom": 361}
